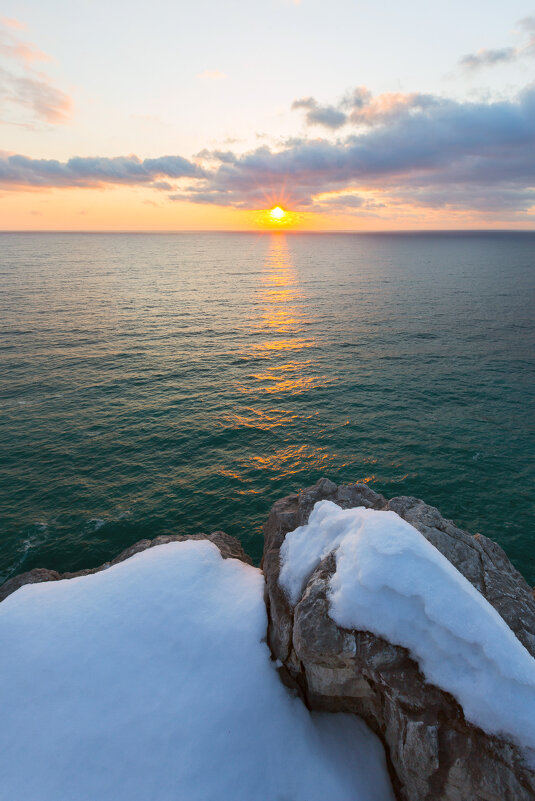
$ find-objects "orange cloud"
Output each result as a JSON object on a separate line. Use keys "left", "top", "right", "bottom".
{"left": 0, "top": 18, "right": 71, "bottom": 125}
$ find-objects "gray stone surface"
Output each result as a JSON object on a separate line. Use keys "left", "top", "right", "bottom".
{"left": 263, "top": 478, "right": 535, "bottom": 801}
{"left": 0, "top": 531, "right": 252, "bottom": 603}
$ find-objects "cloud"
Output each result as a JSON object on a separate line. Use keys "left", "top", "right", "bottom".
{"left": 303, "top": 105, "right": 347, "bottom": 129}
{"left": 0, "top": 19, "right": 71, "bottom": 125}
{"left": 292, "top": 87, "right": 439, "bottom": 129}
{"left": 292, "top": 97, "right": 347, "bottom": 129}
{"left": 517, "top": 14, "right": 535, "bottom": 49}
{"left": 190, "top": 85, "right": 535, "bottom": 214}
{"left": 459, "top": 48, "right": 517, "bottom": 70}
{"left": 0, "top": 19, "right": 50, "bottom": 65}
{"left": 197, "top": 69, "right": 226, "bottom": 81}
{"left": 316, "top": 193, "right": 386, "bottom": 211}
{"left": 343, "top": 86, "right": 372, "bottom": 110}
{"left": 314, "top": 193, "right": 374, "bottom": 214}
{"left": 3, "top": 83, "right": 535, "bottom": 219}
{"left": 322, "top": 194, "right": 365, "bottom": 208}
{"left": 0, "top": 67, "right": 71, "bottom": 123}
{"left": 348, "top": 91, "right": 438, "bottom": 126}
{"left": 459, "top": 15, "right": 535, "bottom": 70}
{"left": 0, "top": 153, "right": 203, "bottom": 188}
{"left": 151, "top": 181, "right": 173, "bottom": 191}
{"left": 196, "top": 149, "right": 237, "bottom": 164}
{"left": 393, "top": 184, "right": 535, "bottom": 213}
{"left": 0, "top": 17, "right": 25, "bottom": 29}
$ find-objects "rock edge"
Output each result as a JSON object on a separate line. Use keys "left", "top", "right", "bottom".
{"left": 262, "top": 478, "right": 535, "bottom": 801}
{"left": 0, "top": 531, "right": 252, "bottom": 603}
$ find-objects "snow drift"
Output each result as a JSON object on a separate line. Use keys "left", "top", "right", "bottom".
{"left": 0, "top": 539, "right": 394, "bottom": 801}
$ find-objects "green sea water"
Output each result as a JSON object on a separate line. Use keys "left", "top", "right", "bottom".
{"left": 0, "top": 232, "right": 534, "bottom": 584}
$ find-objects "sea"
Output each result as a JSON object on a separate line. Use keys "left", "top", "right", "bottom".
{"left": 1, "top": 231, "right": 534, "bottom": 585}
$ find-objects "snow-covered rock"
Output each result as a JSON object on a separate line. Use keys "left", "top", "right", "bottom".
{"left": 0, "top": 530, "right": 253, "bottom": 602}
{"left": 0, "top": 535, "right": 394, "bottom": 801}
{"left": 263, "top": 478, "right": 535, "bottom": 801}
{"left": 3, "top": 481, "right": 535, "bottom": 801}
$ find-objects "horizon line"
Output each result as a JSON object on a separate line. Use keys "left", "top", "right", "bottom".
{"left": 1, "top": 228, "right": 534, "bottom": 235}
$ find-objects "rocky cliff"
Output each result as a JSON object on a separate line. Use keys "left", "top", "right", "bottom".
{"left": 262, "top": 478, "right": 535, "bottom": 801}
{"left": 2, "top": 481, "right": 534, "bottom": 801}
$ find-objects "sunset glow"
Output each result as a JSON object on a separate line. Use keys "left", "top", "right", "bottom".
{"left": 0, "top": 3, "right": 533, "bottom": 230}
{"left": 255, "top": 206, "right": 302, "bottom": 229}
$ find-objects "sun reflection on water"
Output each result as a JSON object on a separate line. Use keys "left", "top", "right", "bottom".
{"left": 223, "top": 235, "right": 338, "bottom": 490}
{"left": 238, "top": 234, "right": 327, "bottom": 395}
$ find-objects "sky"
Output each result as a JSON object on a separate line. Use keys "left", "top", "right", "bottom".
{"left": 1, "top": 0, "right": 535, "bottom": 230}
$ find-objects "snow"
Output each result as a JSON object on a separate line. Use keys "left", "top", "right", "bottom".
{"left": 280, "top": 500, "right": 535, "bottom": 753}
{"left": 0, "top": 540, "right": 394, "bottom": 801}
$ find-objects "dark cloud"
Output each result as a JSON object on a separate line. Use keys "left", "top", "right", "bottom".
{"left": 0, "top": 153, "right": 203, "bottom": 188}
{"left": 292, "top": 96, "right": 347, "bottom": 129}
{"left": 190, "top": 85, "right": 535, "bottom": 214}
{"left": 142, "top": 155, "right": 202, "bottom": 178}
{"left": 306, "top": 106, "right": 347, "bottom": 129}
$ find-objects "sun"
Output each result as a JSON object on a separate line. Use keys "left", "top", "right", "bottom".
{"left": 269, "top": 206, "right": 286, "bottom": 221}
{"left": 255, "top": 203, "right": 299, "bottom": 228}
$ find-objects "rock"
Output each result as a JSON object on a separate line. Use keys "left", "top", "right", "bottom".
{"left": 0, "top": 531, "right": 252, "bottom": 603}
{"left": 0, "top": 567, "right": 63, "bottom": 602}
{"left": 263, "top": 478, "right": 535, "bottom": 801}
{"left": 385, "top": 495, "right": 535, "bottom": 656}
